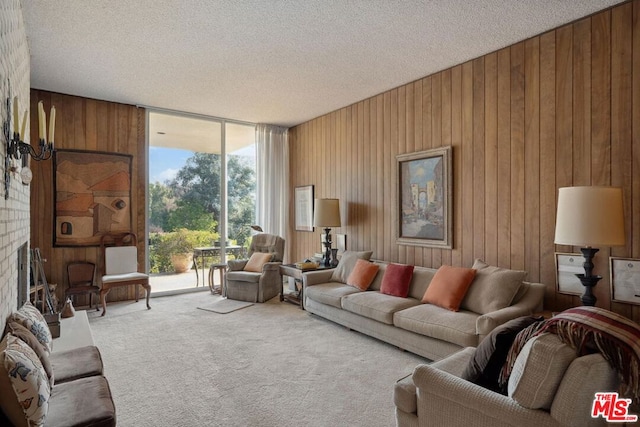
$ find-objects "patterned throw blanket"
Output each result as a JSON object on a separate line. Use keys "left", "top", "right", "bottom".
{"left": 499, "top": 306, "right": 640, "bottom": 402}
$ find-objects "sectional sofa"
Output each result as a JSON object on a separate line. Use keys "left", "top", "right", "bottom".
{"left": 302, "top": 253, "right": 545, "bottom": 361}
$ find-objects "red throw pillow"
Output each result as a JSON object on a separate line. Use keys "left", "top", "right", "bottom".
{"left": 380, "top": 263, "right": 414, "bottom": 297}
{"left": 346, "top": 259, "right": 380, "bottom": 291}
{"left": 422, "top": 265, "right": 476, "bottom": 311}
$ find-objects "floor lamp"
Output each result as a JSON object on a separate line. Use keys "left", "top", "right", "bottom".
{"left": 554, "top": 186, "right": 625, "bottom": 306}
{"left": 313, "top": 199, "right": 341, "bottom": 267}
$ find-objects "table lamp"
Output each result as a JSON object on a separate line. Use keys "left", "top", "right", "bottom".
{"left": 554, "top": 186, "right": 625, "bottom": 306}
{"left": 314, "top": 199, "right": 341, "bottom": 267}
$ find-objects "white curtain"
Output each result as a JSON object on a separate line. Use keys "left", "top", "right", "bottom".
{"left": 256, "top": 124, "right": 289, "bottom": 245}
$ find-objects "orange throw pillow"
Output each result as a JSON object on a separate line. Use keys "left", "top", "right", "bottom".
{"left": 346, "top": 259, "right": 380, "bottom": 291}
{"left": 243, "top": 252, "right": 273, "bottom": 272}
{"left": 422, "top": 265, "right": 476, "bottom": 311}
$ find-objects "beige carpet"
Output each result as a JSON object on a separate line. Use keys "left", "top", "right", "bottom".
{"left": 86, "top": 292, "right": 426, "bottom": 427}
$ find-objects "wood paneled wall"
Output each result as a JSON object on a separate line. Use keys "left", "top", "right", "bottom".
{"left": 29, "top": 90, "right": 146, "bottom": 305}
{"left": 288, "top": 1, "right": 640, "bottom": 321}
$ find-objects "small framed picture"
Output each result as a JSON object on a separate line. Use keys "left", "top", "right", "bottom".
{"left": 336, "top": 234, "right": 347, "bottom": 255}
{"left": 294, "top": 185, "right": 314, "bottom": 232}
{"left": 555, "top": 252, "right": 584, "bottom": 296}
{"left": 610, "top": 257, "right": 640, "bottom": 305}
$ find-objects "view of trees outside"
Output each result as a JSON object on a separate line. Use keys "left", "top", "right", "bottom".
{"left": 148, "top": 151, "right": 256, "bottom": 273}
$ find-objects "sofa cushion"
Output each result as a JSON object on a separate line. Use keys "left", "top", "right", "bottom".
{"left": 460, "top": 315, "right": 543, "bottom": 393}
{"left": 305, "top": 282, "right": 360, "bottom": 308}
{"left": 5, "top": 322, "right": 54, "bottom": 388}
{"left": 550, "top": 354, "right": 619, "bottom": 427}
{"left": 243, "top": 252, "right": 272, "bottom": 272}
{"left": 226, "top": 270, "right": 261, "bottom": 283}
{"left": 422, "top": 265, "right": 476, "bottom": 311}
{"left": 0, "top": 334, "right": 50, "bottom": 427}
{"left": 50, "top": 346, "right": 104, "bottom": 384}
{"left": 47, "top": 375, "right": 116, "bottom": 427}
{"left": 406, "top": 267, "right": 436, "bottom": 301}
{"left": 393, "top": 304, "right": 479, "bottom": 348}
{"left": 346, "top": 259, "right": 380, "bottom": 291}
{"left": 9, "top": 301, "right": 53, "bottom": 354}
{"left": 380, "top": 263, "right": 414, "bottom": 297}
{"left": 461, "top": 259, "right": 526, "bottom": 314}
{"left": 341, "top": 292, "right": 420, "bottom": 324}
{"left": 508, "top": 333, "right": 577, "bottom": 410}
{"left": 330, "top": 251, "right": 373, "bottom": 283}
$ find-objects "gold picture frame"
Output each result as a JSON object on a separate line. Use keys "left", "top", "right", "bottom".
{"left": 396, "top": 146, "right": 452, "bottom": 249}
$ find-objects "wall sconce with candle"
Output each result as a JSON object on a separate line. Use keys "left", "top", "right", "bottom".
{"left": 3, "top": 89, "right": 56, "bottom": 199}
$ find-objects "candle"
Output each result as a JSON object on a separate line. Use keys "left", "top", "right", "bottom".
{"left": 20, "top": 110, "right": 27, "bottom": 140}
{"left": 13, "top": 97, "right": 19, "bottom": 137}
{"left": 38, "top": 101, "right": 45, "bottom": 141}
{"left": 49, "top": 106, "right": 56, "bottom": 146}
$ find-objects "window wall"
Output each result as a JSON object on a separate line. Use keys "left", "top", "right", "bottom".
{"left": 146, "top": 110, "right": 256, "bottom": 294}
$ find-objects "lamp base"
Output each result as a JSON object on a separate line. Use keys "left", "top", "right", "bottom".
{"left": 576, "top": 273, "right": 601, "bottom": 306}
{"left": 576, "top": 247, "right": 601, "bottom": 307}
{"left": 323, "top": 228, "right": 332, "bottom": 267}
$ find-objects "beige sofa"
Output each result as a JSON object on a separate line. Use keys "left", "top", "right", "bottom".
{"left": 394, "top": 334, "right": 620, "bottom": 427}
{"left": 302, "top": 259, "right": 545, "bottom": 361}
{"left": 1, "top": 303, "right": 116, "bottom": 426}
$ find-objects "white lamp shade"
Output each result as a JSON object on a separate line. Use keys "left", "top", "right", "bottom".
{"left": 313, "top": 199, "right": 341, "bottom": 227}
{"left": 554, "top": 186, "right": 625, "bottom": 247}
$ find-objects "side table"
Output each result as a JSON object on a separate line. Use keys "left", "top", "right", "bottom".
{"left": 279, "top": 264, "right": 335, "bottom": 309}
{"left": 208, "top": 263, "right": 227, "bottom": 296}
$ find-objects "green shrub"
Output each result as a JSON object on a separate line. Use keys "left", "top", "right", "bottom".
{"left": 149, "top": 228, "right": 220, "bottom": 273}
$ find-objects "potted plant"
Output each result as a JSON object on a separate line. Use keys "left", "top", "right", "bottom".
{"left": 166, "top": 228, "right": 196, "bottom": 273}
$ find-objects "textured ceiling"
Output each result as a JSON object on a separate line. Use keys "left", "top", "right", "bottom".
{"left": 23, "top": 0, "right": 624, "bottom": 128}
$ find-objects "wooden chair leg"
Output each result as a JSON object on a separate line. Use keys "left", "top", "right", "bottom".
{"left": 142, "top": 283, "right": 151, "bottom": 310}
{"left": 100, "top": 287, "right": 111, "bottom": 316}
{"left": 92, "top": 292, "right": 99, "bottom": 311}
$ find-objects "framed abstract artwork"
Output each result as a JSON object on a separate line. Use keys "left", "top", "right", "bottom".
{"left": 396, "top": 146, "right": 452, "bottom": 249}
{"left": 53, "top": 149, "right": 132, "bottom": 247}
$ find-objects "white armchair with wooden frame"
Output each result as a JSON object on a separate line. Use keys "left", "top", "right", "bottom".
{"left": 99, "top": 233, "right": 151, "bottom": 316}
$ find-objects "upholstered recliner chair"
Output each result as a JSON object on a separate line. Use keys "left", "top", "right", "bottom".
{"left": 225, "top": 234, "right": 285, "bottom": 303}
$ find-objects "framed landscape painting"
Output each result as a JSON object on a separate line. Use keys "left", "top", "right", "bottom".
{"left": 53, "top": 150, "right": 132, "bottom": 247}
{"left": 396, "top": 146, "right": 452, "bottom": 249}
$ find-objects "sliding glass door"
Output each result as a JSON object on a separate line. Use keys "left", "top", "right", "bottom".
{"left": 146, "top": 110, "right": 256, "bottom": 294}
